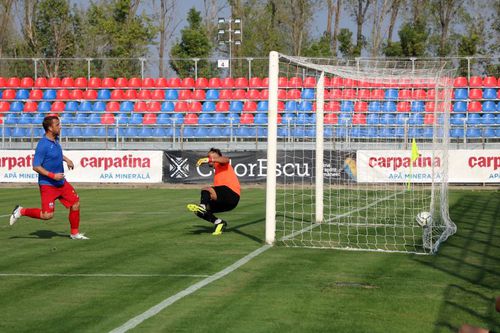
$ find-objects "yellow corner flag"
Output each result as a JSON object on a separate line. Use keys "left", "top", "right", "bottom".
{"left": 408, "top": 139, "right": 420, "bottom": 190}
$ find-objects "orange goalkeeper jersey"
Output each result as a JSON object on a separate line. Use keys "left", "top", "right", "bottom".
{"left": 214, "top": 162, "right": 240, "bottom": 196}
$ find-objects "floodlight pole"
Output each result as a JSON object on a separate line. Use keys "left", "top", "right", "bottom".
{"left": 218, "top": 17, "right": 242, "bottom": 78}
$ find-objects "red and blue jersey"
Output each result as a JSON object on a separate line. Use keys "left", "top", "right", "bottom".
{"left": 33, "top": 136, "right": 65, "bottom": 187}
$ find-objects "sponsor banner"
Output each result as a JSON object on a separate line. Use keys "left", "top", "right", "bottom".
{"left": 357, "top": 150, "right": 500, "bottom": 183}
{"left": 163, "top": 150, "right": 357, "bottom": 183}
{"left": 0, "top": 150, "right": 163, "bottom": 183}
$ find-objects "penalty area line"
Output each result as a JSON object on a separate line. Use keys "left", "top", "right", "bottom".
{"left": 109, "top": 244, "right": 272, "bottom": 333}
{"left": 0, "top": 273, "right": 210, "bottom": 278}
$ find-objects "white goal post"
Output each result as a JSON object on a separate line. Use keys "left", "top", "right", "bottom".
{"left": 265, "top": 51, "right": 457, "bottom": 254}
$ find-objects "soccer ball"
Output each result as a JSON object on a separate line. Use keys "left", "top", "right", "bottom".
{"left": 416, "top": 211, "right": 432, "bottom": 227}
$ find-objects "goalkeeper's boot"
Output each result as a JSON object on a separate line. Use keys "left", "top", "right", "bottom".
{"left": 187, "top": 203, "right": 207, "bottom": 215}
{"left": 70, "top": 233, "right": 89, "bottom": 240}
{"left": 212, "top": 220, "right": 227, "bottom": 236}
{"left": 9, "top": 205, "right": 22, "bottom": 226}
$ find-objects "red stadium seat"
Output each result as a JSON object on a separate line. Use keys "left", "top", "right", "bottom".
{"left": 183, "top": 113, "right": 198, "bottom": 124}
{"left": 74, "top": 77, "right": 87, "bottom": 88}
{"left": 115, "top": 77, "right": 129, "bottom": 88}
{"left": 134, "top": 101, "right": 148, "bottom": 112}
{"left": 278, "top": 101, "right": 285, "bottom": 111}
{"left": 341, "top": 89, "right": 356, "bottom": 99}
{"left": 398, "top": 89, "right": 411, "bottom": 99}
{"left": 303, "top": 77, "right": 316, "bottom": 88}
{"left": 142, "top": 113, "right": 157, "bottom": 124}
{"left": 246, "top": 89, "right": 261, "bottom": 100}
{"left": 216, "top": 101, "right": 229, "bottom": 112}
{"left": 424, "top": 113, "right": 434, "bottom": 125}
{"left": 426, "top": 89, "right": 436, "bottom": 100}
{"left": 168, "top": 77, "right": 181, "bottom": 88}
{"left": 357, "top": 89, "right": 370, "bottom": 99}
{"left": 352, "top": 113, "right": 366, "bottom": 124}
{"left": 325, "top": 101, "right": 340, "bottom": 112}
{"left": 142, "top": 77, "right": 155, "bottom": 88}
{"left": 0, "top": 77, "right": 6, "bottom": 87}
{"left": 29, "top": 89, "right": 43, "bottom": 100}
{"left": 219, "top": 89, "right": 232, "bottom": 100}
{"left": 467, "top": 101, "right": 482, "bottom": 112}
{"left": 174, "top": 101, "right": 188, "bottom": 112}
{"left": 192, "top": 89, "right": 206, "bottom": 100}
{"left": 47, "top": 77, "right": 61, "bottom": 88}
{"left": 178, "top": 90, "right": 192, "bottom": 100}
{"left": 0, "top": 101, "right": 9, "bottom": 112}
{"left": 288, "top": 77, "right": 302, "bottom": 88}
{"left": 195, "top": 77, "right": 208, "bottom": 88}
{"left": 34, "top": 77, "right": 48, "bottom": 88}
{"left": 278, "top": 77, "right": 288, "bottom": 87}
{"left": 425, "top": 101, "right": 435, "bottom": 112}
{"left": 354, "top": 101, "right": 368, "bottom": 112}
{"left": 221, "top": 77, "right": 234, "bottom": 88}
{"left": 155, "top": 77, "right": 168, "bottom": 88}
{"left": 453, "top": 76, "right": 467, "bottom": 87}
{"left": 208, "top": 77, "right": 221, "bottom": 88}
{"left": 397, "top": 101, "right": 410, "bottom": 112}
{"left": 286, "top": 89, "right": 301, "bottom": 100}
{"left": 260, "top": 90, "right": 269, "bottom": 100}
{"left": 128, "top": 77, "right": 142, "bottom": 88}
{"left": 243, "top": 101, "right": 257, "bottom": 112}
{"left": 56, "top": 89, "right": 69, "bottom": 100}
{"left": 370, "top": 89, "right": 385, "bottom": 100}
{"left": 234, "top": 77, "right": 248, "bottom": 88}
{"left": 262, "top": 77, "right": 270, "bottom": 87}
{"left": 482, "top": 76, "right": 497, "bottom": 87}
{"left": 330, "top": 77, "right": 343, "bottom": 87}
{"left": 151, "top": 89, "right": 165, "bottom": 100}
{"left": 123, "top": 89, "right": 137, "bottom": 100}
{"left": 468, "top": 76, "right": 482, "bottom": 87}
{"left": 181, "top": 77, "right": 195, "bottom": 88}
{"left": 2, "top": 89, "right": 15, "bottom": 99}
{"left": 24, "top": 101, "right": 37, "bottom": 112}
{"left": 101, "top": 113, "right": 115, "bottom": 124}
{"left": 101, "top": 77, "right": 115, "bottom": 88}
{"left": 137, "top": 90, "right": 152, "bottom": 100}
{"left": 51, "top": 101, "right": 65, "bottom": 112}
{"left": 110, "top": 89, "right": 124, "bottom": 100}
{"left": 412, "top": 89, "right": 427, "bottom": 100}
{"left": 20, "top": 77, "right": 34, "bottom": 88}
{"left": 188, "top": 101, "right": 202, "bottom": 112}
{"left": 232, "top": 89, "right": 246, "bottom": 100}
{"left": 324, "top": 113, "right": 338, "bottom": 124}
{"left": 7, "top": 77, "right": 21, "bottom": 88}
{"left": 469, "top": 89, "right": 482, "bottom": 99}
{"left": 240, "top": 113, "right": 254, "bottom": 124}
{"left": 147, "top": 101, "right": 161, "bottom": 112}
{"left": 69, "top": 89, "right": 83, "bottom": 99}
{"left": 330, "top": 89, "right": 342, "bottom": 99}
{"left": 106, "top": 101, "right": 120, "bottom": 112}
{"left": 88, "top": 77, "right": 102, "bottom": 88}
{"left": 61, "top": 77, "right": 75, "bottom": 88}
{"left": 344, "top": 78, "right": 356, "bottom": 87}
{"left": 249, "top": 77, "right": 263, "bottom": 88}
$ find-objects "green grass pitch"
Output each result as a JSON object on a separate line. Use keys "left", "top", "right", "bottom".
{"left": 0, "top": 187, "right": 498, "bottom": 332}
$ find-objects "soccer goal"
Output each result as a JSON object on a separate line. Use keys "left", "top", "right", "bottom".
{"left": 265, "top": 51, "right": 457, "bottom": 254}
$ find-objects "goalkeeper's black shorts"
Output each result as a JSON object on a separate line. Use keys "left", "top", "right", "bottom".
{"left": 210, "top": 185, "right": 240, "bottom": 213}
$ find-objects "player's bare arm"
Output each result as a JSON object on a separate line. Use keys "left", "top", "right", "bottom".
{"left": 33, "top": 165, "right": 64, "bottom": 181}
{"left": 63, "top": 155, "right": 74, "bottom": 170}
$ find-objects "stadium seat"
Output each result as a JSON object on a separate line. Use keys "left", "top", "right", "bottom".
{"left": 228, "top": 113, "right": 240, "bottom": 124}
{"left": 483, "top": 76, "right": 498, "bottom": 87}
{"left": 74, "top": 113, "right": 88, "bottom": 124}
{"left": 216, "top": 101, "right": 229, "bottom": 112}
{"left": 483, "top": 88, "right": 497, "bottom": 99}
{"left": 152, "top": 127, "right": 167, "bottom": 137}
{"left": 147, "top": 101, "right": 161, "bottom": 112}
{"left": 453, "top": 88, "right": 468, "bottom": 100}
{"left": 453, "top": 101, "right": 467, "bottom": 112}
{"left": 93, "top": 101, "right": 106, "bottom": 112}
{"left": 38, "top": 101, "right": 52, "bottom": 112}
{"left": 83, "top": 90, "right": 98, "bottom": 100}
{"left": 395, "top": 113, "right": 408, "bottom": 125}
{"left": 206, "top": 89, "right": 219, "bottom": 100}
{"left": 202, "top": 101, "right": 215, "bottom": 112}
{"left": 352, "top": 113, "right": 366, "bottom": 125}
{"left": 338, "top": 114, "right": 352, "bottom": 125}
{"left": 467, "top": 113, "right": 481, "bottom": 125}
{"left": 219, "top": 89, "right": 232, "bottom": 100}
{"left": 483, "top": 127, "right": 497, "bottom": 138}
{"left": 450, "top": 113, "right": 466, "bottom": 125}
{"left": 453, "top": 76, "right": 467, "bottom": 87}
{"left": 301, "top": 89, "right": 315, "bottom": 100}
{"left": 163, "top": 89, "right": 177, "bottom": 100}
{"left": 154, "top": 77, "right": 168, "bottom": 88}
{"left": 19, "top": 77, "right": 33, "bottom": 88}
{"left": 24, "top": 101, "right": 38, "bottom": 112}
{"left": 208, "top": 127, "right": 223, "bottom": 137}
{"left": 104, "top": 101, "right": 119, "bottom": 113}
{"left": 240, "top": 113, "right": 254, "bottom": 124}
{"left": 233, "top": 89, "right": 246, "bottom": 100}
{"left": 380, "top": 113, "right": 395, "bottom": 125}
{"left": 341, "top": 89, "right": 356, "bottom": 99}
{"left": 115, "top": 113, "right": 129, "bottom": 124}
{"left": 74, "top": 77, "right": 87, "bottom": 88}
{"left": 60, "top": 113, "right": 74, "bottom": 124}
{"left": 466, "top": 126, "right": 482, "bottom": 138}
{"left": 409, "top": 113, "right": 423, "bottom": 125}
{"left": 482, "top": 101, "right": 496, "bottom": 112}
{"left": 110, "top": 90, "right": 124, "bottom": 100}
{"left": 340, "top": 101, "right": 354, "bottom": 112}
{"left": 137, "top": 89, "right": 151, "bottom": 100}
{"left": 281, "top": 113, "right": 296, "bottom": 124}
{"left": 469, "top": 89, "right": 482, "bottom": 99}
{"left": 213, "top": 113, "right": 228, "bottom": 124}
{"left": 15, "top": 89, "right": 30, "bottom": 99}
{"left": 482, "top": 113, "right": 496, "bottom": 124}
{"left": 195, "top": 77, "right": 208, "bottom": 89}
{"left": 68, "top": 89, "right": 82, "bottom": 100}
{"left": 235, "top": 77, "right": 248, "bottom": 88}
{"left": 157, "top": 113, "right": 172, "bottom": 125}
{"left": 42, "top": 89, "right": 56, "bottom": 100}
{"left": 385, "top": 89, "right": 398, "bottom": 100}
{"left": 193, "top": 126, "right": 209, "bottom": 138}
{"left": 257, "top": 101, "right": 268, "bottom": 112}
{"left": 354, "top": 101, "right": 368, "bottom": 113}
{"left": 193, "top": 90, "right": 206, "bottom": 100}
{"left": 287, "top": 89, "right": 301, "bottom": 100}
{"left": 86, "top": 113, "right": 100, "bottom": 124}
{"left": 129, "top": 113, "right": 143, "bottom": 124}
{"left": 101, "top": 77, "right": 115, "bottom": 88}
{"left": 243, "top": 101, "right": 257, "bottom": 112}
{"left": 382, "top": 101, "right": 397, "bottom": 112}
{"left": 254, "top": 113, "right": 268, "bottom": 124}
{"left": 142, "top": 113, "right": 157, "bottom": 125}
{"left": 189, "top": 101, "right": 202, "bottom": 113}
{"left": 221, "top": 77, "right": 234, "bottom": 88}
{"left": 208, "top": 77, "right": 221, "bottom": 88}
{"left": 298, "top": 101, "right": 312, "bottom": 112}
{"left": 47, "top": 77, "right": 61, "bottom": 88}
{"left": 173, "top": 101, "right": 187, "bottom": 112}
{"left": 142, "top": 78, "right": 155, "bottom": 88}
{"left": 468, "top": 76, "right": 482, "bottom": 87}
{"left": 468, "top": 101, "right": 482, "bottom": 112}
{"left": 10, "top": 101, "right": 24, "bottom": 112}
{"left": 197, "top": 113, "right": 212, "bottom": 124}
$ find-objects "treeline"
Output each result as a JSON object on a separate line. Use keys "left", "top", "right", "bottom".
{"left": 0, "top": 0, "right": 498, "bottom": 78}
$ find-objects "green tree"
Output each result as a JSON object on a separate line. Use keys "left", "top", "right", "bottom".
{"left": 170, "top": 8, "right": 212, "bottom": 78}
{"left": 384, "top": 21, "right": 428, "bottom": 57}
{"left": 302, "top": 33, "right": 333, "bottom": 57}
{"left": 337, "top": 28, "right": 358, "bottom": 57}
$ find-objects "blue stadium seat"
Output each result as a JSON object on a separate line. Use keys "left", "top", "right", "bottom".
{"left": 408, "top": 127, "right": 422, "bottom": 138}
{"left": 453, "top": 101, "right": 467, "bottom": 112}
{"left": 78, "top": 101, "right": 93, "bottom": 112}
{"left": 368, "top": 102, "right": 381, "bottom": 112}
{"left": 257, "top": 126, "right": 268, "bottom": 137}
{"left": 281, "top": 113, "right": 295, "bottom": 124}
{"left": 206, "top": 89, "right": 219, "bottom": 100}
{"left": 170, "top": 113, "right": 184, "bottom": 124}
{"left": 138, "top": 127, "right": 153, "bottom": 137}
{"left": 278, "top": 126, "right": 290, "bottom": 137}
{"left": 74, "top": 113, "right": 89, "bottom": 124}
{"left": 43, "top": 89, "right": 56, "bottom": 100}
{"left": 295, "top": 113, "right": 308, "bottom": 124}
{"left": 466, "top": 126, "right": 482, "bottom": 138}
{"left": 395, "top": 114, "right": 409, "bottom": 125}
{"left": 124, "top": 127, "right": 139, "bottom": 138}
{"left": 156, "top": 113, "right": 170, "bottom": 124}
{"left": 208, "top": 127, "right": 222, "bottom": 137}
{"left": 351, "top": 126, "right": 366, "bottom": 138}
{"left": 38, "top": 101, "right": 51, "bottom": 112}
{"left": 12, "top": 127, "right": 27, "bottom": 138}
{"left": 97, "top": 89, "right": 110, "bottom": 100}
{"left": 338, "top": 114, "right": 351, "bottom": 125}
{"left": 378, "top": 127, "right": 395, "bottom": 138}
{"left": 220, "top": 126, "right": 232, "bottom": 137}
{"left": 160, "top": 101, "right": 175, "bottom": 112}
{"left": 257, "top": 101, "right": 268, "bottom": 112}
{"left": 298, "top": 101, "right": 312, "bottom": 112}
{"left": 408, "top": 113, "right": 423, "bottom": 125}
{"left": 118, "top": 101, "right": 133, "bottom": 112}
{"left": 324, "top": 126, "right": 334, "bottom": 138}
{"left": 254, "top": 113, "right": 268, "bottom": 124}
{"left": 422, "top": 127, "right": 433, "bottom": 138}
{"left": 380, "top": 113, "right": 395, "bottom": 125}
{"left": 382, "top": 101, "right": 396, "bottom": 112}
{"left": 467, "top": 114, "right": 481, "bottom": 125}
{"left": 10, "top": 101, "right": 24, "bottom": 112}
{"left": 115, "top": 113, "right": 129, "bottom": 124}
{"left": 450, "top": 113, "right": 466, "bottom": 125}
{"left": 385, "top": 89, "right": 398, "bottom": 100}
{"left": 152, "top": 127, "right": 167, "bottom": 137}
{"left": 482, "top": 101, "right": 496, "bottom": 112}
{"left": 285, "top": 101, "right": 298, "bottom": 112}
{"left": 18, "top": 114, "right": 32, "bottom": 125}
{"left": 335, "top": 126, "right": 348, "bottom": 137}
{"left": 227, "top": 113, "right": 240, "bottom": 124}
{"left": 454, "top": 88, "right": 468, "bottom": 100}
{"left": 82, "top": 127, "right": 98, "bottom": 137}
{"left": 213, "top": 113, "right": 228, "bottom": 124}
{"left": 366, "top": 126, "right": 377, "bottom": 138}
{"left": 202, "top": 101, "right": 216, "bottom": 112}
{"left": 236, "top": 126, "right": 255, "bottom": 137}
{"left": 482, "top": 114, "right": 496, "bottom": 124}
{"left": 229, "top": 101, "right": 243, "bottom": 112}
{"left": 411, "top": 101, "right": 425, "bottom": 112}
{"left": 484, "top": 127, "right": 497, "bottom": 138}
{"left": 394, "top": 126, "right": 405, "bottom": 138}
{"left": 340, "top": 101, "right": 354, "bottom": 112}
{"left": 496, "top": 128, "right": 500, "bottom": 137}
{"left": 4, "top": 113, "right": 17, "bottom": 124}
{"left": 68, "top": 127, "right": 83, "bottom": 138}
{"left": 193, "top": 126, "right": 209, "bottom": 138}
{"left": 129, "top": 113, "right": 143, "bottom": 125}
{"left": 92, "top": 101, "right": 106, "bottom": 112}
{"left": 198, "top": 113, "right": 213, "bottom": 125}
{"left": 88, "top": 113, "right": 101, "bottom": 124}
{"left": 16, "top": 89, "right": 30, "bottom": 99}
{"left": 301, "top": 89, "right": 315, "bottom": 100}
{"left": 483, "top": 88, "right": 497, "bottom": 99}
{"left": 367, "top": 114, "right": 379, "bottom": 124}
{"left": 65, "top": 101, "right": 79, "bottom": 112}
{"left": 165, "top": 89, "right": 178, "bottom": 100}
{"left": 32, "top": 113, "right": 45, "bottom": 124}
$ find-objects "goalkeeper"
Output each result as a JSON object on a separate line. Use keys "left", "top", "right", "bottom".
{"left": 187, "top": 148, "right": 240, "bottom": 235}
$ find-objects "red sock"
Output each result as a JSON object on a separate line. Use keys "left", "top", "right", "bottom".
{"left": 20, "top": 208, "right": 42, "bottom": 219}
{"left": 69, "top": 209, "right": 80, "bottom": 235}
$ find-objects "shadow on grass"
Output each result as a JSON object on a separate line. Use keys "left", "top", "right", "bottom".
{"left": 413, "top": 192, "right": 500, "bottom": 333}
{"left": 10, "top": 230, "right": 68, "bottom": 239}
{"left": 189, "top": 218, "right": 264, "bottom": 244}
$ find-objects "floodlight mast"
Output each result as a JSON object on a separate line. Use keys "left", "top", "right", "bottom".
{"left": 217, "top": 17, "right": 242, "bottom": 77}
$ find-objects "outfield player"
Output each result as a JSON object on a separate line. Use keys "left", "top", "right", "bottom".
{"left": 187, "top": 148, "right": 240, "bottom": 235}
{"left": 9, "top": 115, "right": 88, "bottom": 240}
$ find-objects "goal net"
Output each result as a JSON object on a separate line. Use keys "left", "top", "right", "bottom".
{"left": 265, "top": 52, "right": 457, "bottom": 254}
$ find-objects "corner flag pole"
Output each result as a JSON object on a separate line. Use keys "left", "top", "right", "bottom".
{"left": 408, "top": 138, "right": 420, "bottom": 190}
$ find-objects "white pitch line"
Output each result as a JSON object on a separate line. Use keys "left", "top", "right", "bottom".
{"left": 109, "top": 244, "right": 272, "bottom": 333}
{"left": 0, "top": 273, "right": 209, "bottom": 278}
{"left": 0, "top": 214, "right": 11, "bottom": 218}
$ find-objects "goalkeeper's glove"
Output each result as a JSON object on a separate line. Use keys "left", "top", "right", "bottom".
{"left": 196, "top": 157, "right": 212, "bottom": 167}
